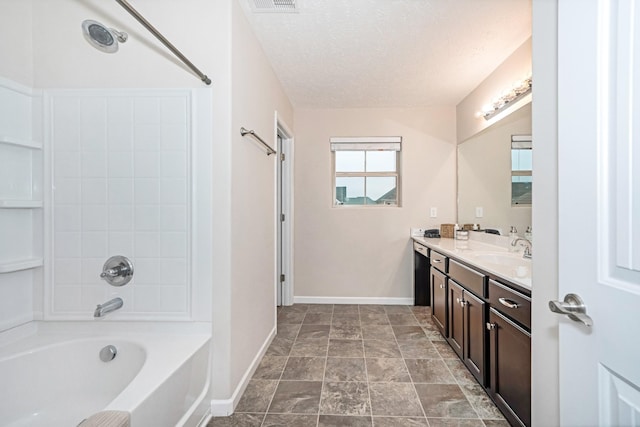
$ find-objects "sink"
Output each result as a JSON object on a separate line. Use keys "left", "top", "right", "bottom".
{"left": 472, "top": 253, "right": 527, "bottom": 267}
{"left": 470, "top": 252, "right": 530, "bottom": 279}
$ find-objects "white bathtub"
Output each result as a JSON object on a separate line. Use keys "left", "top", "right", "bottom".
{"left": 0, "top": 321, "right": 211, "bottom": 427}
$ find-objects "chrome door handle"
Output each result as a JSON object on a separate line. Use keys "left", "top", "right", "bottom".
{"left": 548, "top": 293, "right": 593, "bottom": 327}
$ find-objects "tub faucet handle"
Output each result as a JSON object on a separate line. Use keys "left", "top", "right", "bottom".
{"left": 100, "top": 256, "right": 134, "bottom": 286}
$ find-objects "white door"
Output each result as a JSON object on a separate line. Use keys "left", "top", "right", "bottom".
{"left": 276, "top": 119, "right": 294, "bottom": 307}
{"left": 557, "top": 0, "right": 640, "bottom": 424}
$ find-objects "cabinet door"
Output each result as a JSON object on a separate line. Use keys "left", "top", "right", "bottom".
{"left": 414, "top": 251, "right": 430, "bottom": 306}
{"left": 463, "top": 289, "right": 486, "bottom": 386}
{"left": 447, "top": 280, "right": 464, "bottom": 359}
{"left": 488, "top": 308, "right": 531, "bottom": 427}
{"left": 430, "top": 267, "right": 447, "bottom": 337}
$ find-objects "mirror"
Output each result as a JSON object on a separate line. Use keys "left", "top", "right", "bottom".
{"left": 457, "top": 102, "right": 532, "bottom": 236}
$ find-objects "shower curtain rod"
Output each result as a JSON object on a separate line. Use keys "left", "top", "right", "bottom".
{"left": 114, "top": 0, "right": 211, "bottom": 85}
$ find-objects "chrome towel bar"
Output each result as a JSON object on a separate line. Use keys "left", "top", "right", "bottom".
{"left": 240, "top": 127, "right": 276, "bottom": 156}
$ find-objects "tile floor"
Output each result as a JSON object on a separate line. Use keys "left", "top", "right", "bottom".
{"left": 209, "top": 304, "right": 509, "bottom": 427}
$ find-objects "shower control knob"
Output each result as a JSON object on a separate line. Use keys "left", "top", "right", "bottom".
{"left": 100, "top": 256, "right": 134, "bottom": 287}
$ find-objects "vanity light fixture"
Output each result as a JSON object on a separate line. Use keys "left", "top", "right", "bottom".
{"left": 480, "top": 77, "right": 532, "bottom": 121}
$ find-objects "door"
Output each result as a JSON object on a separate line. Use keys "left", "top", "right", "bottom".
{"left": 276, "top": 118, "right": 294, "bottom": 307}
{"left": 447, "top": 280, "right": 464, "bottom": 358}
{"left": 557, "top": 0, "right": 640, "bottom": 423}
{"left": 277, "top": 133, "right": 284, "bottom": 306}
{"left": 489, "top": 308, "right": 531, "bottom": 427}
{"left": 431, "top": 267, "right": 447, "bottom": 337}
{"left": 463, "top": 289, "right": 485, "bottom": 386}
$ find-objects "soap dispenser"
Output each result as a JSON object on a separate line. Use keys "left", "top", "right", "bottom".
{"left": 525, "top": 226, "right": 532, "bottom": 240}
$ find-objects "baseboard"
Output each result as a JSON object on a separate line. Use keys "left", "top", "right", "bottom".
{"left": 293, "top": 296, "right": 414, "bottom": 305}
{"left": 209, "top": 325, "right": 277, "bottom": 416}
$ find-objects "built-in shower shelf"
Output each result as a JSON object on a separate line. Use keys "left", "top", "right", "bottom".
{"left": 0, "top": 258, "right": 43, "bottom": 274}
{"left": 0, "top": 200, "right": 43, "bottom": 208}
{"left": 0, "top": 136, "right": 42, "bottom": 150}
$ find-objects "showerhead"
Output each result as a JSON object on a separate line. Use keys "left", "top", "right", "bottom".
{"left": 81, "top": 20, "right": 128, "bottom": 53}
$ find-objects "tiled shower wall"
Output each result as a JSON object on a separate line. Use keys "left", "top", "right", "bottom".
{"left": 49, "top": 90, "right": 192, "bottom": 319}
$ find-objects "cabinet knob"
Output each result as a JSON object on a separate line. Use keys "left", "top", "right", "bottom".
{"left": 486, "top": 322, "right": 496, "bottom": 330}
{"left": 439, "top": 284, "right": 445, "bottom": 289}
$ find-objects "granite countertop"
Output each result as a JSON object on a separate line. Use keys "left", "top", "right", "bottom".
{"left": 412, "top": 236, "right": 531, "bottom": 290}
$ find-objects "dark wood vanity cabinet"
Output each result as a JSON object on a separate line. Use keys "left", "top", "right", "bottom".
{"left": 422, "top": 241, "right": 532, "bottom": 427}
{"left": 448, "top": 279, "right": 486, "bottom": 386}
{"left": 430, "top": 266, "right": 448, "bottom": 337}
{"left": 487, "top": 279, "right": 531, "bottom": 427}
{"left": 488, "top": 308, "right": 531, "bottom": 427}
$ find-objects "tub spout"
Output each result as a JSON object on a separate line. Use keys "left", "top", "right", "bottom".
{"left": 94, "top": 297, "right": 123, "bottom": 318}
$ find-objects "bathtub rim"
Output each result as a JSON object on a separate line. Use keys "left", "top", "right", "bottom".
{"left": 0, "top": 320, "right": 212, "bottom": 425}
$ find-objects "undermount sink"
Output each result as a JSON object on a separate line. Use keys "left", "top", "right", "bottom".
{"left": 472, "top": 253, "right": 528, "bottom": 267}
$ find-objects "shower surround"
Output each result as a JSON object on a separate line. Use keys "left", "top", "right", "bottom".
{"left": 47, "top": 90, "right": 206, "bottom": 319}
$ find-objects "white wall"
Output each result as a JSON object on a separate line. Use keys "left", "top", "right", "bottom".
{"left": 458, "top": 103, "right": 531, "bottom": 234}
{"left": 293, "top": 108, "right": 456, "bottom": 302}
{"left": 456, "top": 38, "right": 532, "bottom": 143}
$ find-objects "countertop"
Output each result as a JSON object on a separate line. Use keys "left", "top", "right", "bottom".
{"left": 412, "top": 236, "right": 531, "bottom": 291}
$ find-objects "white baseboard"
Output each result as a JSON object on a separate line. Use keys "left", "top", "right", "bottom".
{"left": 293, "top": 296, "right": 414, "bottom": 305}
{"left": 209, "top": 326, "right": 276, "bottom": 416}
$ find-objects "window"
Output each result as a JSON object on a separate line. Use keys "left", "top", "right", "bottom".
{"left": 330, "top": 137, "right": 401, "bottom": 206}
{"left": 511, "top": 135, "right": 532, "bottom": 206}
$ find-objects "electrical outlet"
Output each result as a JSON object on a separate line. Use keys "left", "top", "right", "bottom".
{"left": 430, "top": 207, "right": 437, "bottom": 218}
{"left": 475, "top": 207, "right": 483, "bottom": 218}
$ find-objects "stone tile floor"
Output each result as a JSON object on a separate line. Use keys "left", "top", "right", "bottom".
{"left": 209, "top": 304, "right": 509, "bottom": 427}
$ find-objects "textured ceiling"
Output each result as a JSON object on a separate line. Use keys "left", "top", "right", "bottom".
{"left": 239, "top": 0, "right": 532, "bottom": 108}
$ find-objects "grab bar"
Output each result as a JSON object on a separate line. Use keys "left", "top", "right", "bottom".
{"left": 240, "top": 127, "right": 276, "bottom": 156}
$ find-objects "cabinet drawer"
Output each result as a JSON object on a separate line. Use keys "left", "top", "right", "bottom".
{"left": 414, "top": 241, "right": 429, "bottom": 257}
{"left": 488, "top": 279, "right": 531, "bottom": 330}
{"left": 430, "top": 250, "right": 448, "bottom": 273}
{"left": 449, "top": 259, "right": 486, "bottom": 298}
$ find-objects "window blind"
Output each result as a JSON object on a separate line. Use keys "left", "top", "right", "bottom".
{"left": 330, "top": 136, "right": 402, "bottom": 151}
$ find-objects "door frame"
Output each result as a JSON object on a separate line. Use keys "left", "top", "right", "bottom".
{"left": 275, "top": 112, "right": 294, "bottom": 306}
{"left": 531, "top": 0, "right": 560, "bottom": 424}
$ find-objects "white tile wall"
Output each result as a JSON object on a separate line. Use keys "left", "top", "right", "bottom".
{"left": 50, "top": 92, "right": 191, "bottom": 318}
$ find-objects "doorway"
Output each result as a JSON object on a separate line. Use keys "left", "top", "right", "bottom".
{"left": 276, "top": 118, "right": 293, "bottom": 306}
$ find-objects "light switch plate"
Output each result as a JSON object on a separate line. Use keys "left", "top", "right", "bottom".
{"left": 475, "top": 207, "right": 483, "bottom": 218}
{"left": 430, "top": 207, "right": 437, "bottom": 218}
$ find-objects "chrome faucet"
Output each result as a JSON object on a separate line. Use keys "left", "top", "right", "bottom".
{"left": 94, "top": 297, "right": 123, "bottom": 318}
{"left": 511, "top": 238, "right": 532, "bottom": 259}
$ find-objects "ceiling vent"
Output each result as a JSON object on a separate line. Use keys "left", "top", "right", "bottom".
{"left": 251, "top": 0, "right": 299, "bottom": 13}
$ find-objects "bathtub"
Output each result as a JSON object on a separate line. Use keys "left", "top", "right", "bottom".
{"left": 0, "top": 321, "right": 211, "bottom": 427}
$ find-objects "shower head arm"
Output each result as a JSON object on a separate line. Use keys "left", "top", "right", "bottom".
{"left": 110, "top": 28, "right": 128, "bottom": 43}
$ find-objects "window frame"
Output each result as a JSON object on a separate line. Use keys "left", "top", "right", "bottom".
{"left": 330, "top": 137, "right": 402, "bottom": 208}
{"left": 511, "top": 134, "right": 532, "bottom": 206}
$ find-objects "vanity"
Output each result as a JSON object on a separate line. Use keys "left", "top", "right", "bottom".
{"left": 413, "top": 235, "right": 531, "bottom": 427}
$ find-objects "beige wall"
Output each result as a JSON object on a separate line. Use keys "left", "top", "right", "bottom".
{"left": 456, "top": 38, "right": 532, "bottom": 143}
{"left": 229, "top": 0, "right": 294, "bottom": 397}
{"left": 294, "top": 108, "right": 456, "bottom": 301}
{"left": 0, "top": 1, "right": 33, "bottom": 86}
{"left": 31, "top": 0, "right": 216, "bottom": 89}
{"left": 458, "top": 103, "right": 531, "bottom": 234}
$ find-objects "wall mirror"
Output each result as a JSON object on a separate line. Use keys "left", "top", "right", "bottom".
{"left": 457, "top": 102, "right": 532, "bottom": 236}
